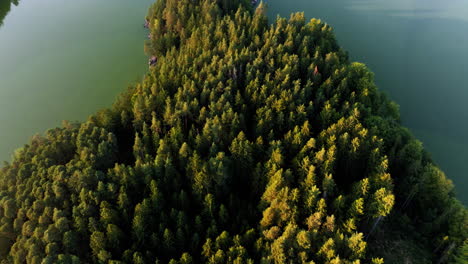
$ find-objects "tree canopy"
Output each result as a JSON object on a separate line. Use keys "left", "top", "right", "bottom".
{"left": 0, "top": 0, "right": 466, "bottom": 263}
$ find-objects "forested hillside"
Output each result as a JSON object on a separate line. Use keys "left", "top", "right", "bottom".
{"left": 0, "top": 0, "right": 466, "bottom": 263}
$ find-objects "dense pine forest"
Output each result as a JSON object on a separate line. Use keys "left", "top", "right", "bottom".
{"left": 0, "top": 0, "right": 466, "bottom": 263}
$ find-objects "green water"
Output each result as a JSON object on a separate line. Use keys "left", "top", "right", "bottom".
{"left": 0, "top": 0, "right": 152, "bottom": 161}
{"left": 267, "top": 0, "right": 468, "bottom": 203}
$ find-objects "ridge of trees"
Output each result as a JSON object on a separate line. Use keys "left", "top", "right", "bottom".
{"left": 0, "top": 0, "right": 466, "bottom": 263}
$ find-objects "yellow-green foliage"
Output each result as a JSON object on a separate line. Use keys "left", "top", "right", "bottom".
{"left": 0, "top": 0, "right": 465, "bottom": 263}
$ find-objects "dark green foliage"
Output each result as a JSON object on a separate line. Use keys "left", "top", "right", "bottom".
{"left": 0, "top": 0, "right": 466, "bottom": 263}
{"left": 0, "top": 0, "right": 20, "bottom": 27}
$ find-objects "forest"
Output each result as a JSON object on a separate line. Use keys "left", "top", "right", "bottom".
{"left": 0, "top": 0, "right": 466, "bottom": 263}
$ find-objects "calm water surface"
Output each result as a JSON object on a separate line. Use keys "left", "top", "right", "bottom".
{"left": 267, "top": 0, "right": 468, "bottom": 203}
{"left": 0, "top": 0, "right": 152, "bottom": 161}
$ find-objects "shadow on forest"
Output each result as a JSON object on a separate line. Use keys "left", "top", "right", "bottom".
{"left": 0, "top": 0, "right": 19, "bottom": 27}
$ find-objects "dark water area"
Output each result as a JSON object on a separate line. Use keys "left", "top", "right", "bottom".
{"left": 267, "top": 0, "right": 468, "bottom": 204}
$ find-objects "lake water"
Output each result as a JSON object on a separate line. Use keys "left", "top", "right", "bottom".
{"left": 0, "top": 0, "right": 152, "bottom": 161}
{"left": 0, "top": 0, "right": 466, "bottom": 203}
{"left": 267, "top": 0, "right": 468, "bottom": 203}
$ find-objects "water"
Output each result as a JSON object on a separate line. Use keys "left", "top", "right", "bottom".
{"left": 0, "top": 0, "right": 152, "bottom": 161}
{"left": 266, "top": 0, "right": 468, "bottom": 203}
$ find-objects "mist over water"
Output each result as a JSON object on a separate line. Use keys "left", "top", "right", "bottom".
{"left": 267, "top": 0, "right": 468, "bottom": 203}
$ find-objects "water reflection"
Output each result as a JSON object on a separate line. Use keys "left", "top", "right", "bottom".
{"left": 0, "top": 0, "right": 19, "bottom": 27}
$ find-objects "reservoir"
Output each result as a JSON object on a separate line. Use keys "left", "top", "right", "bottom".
{"left": 0, "top": 0, "right": 466, "bottom": 203}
